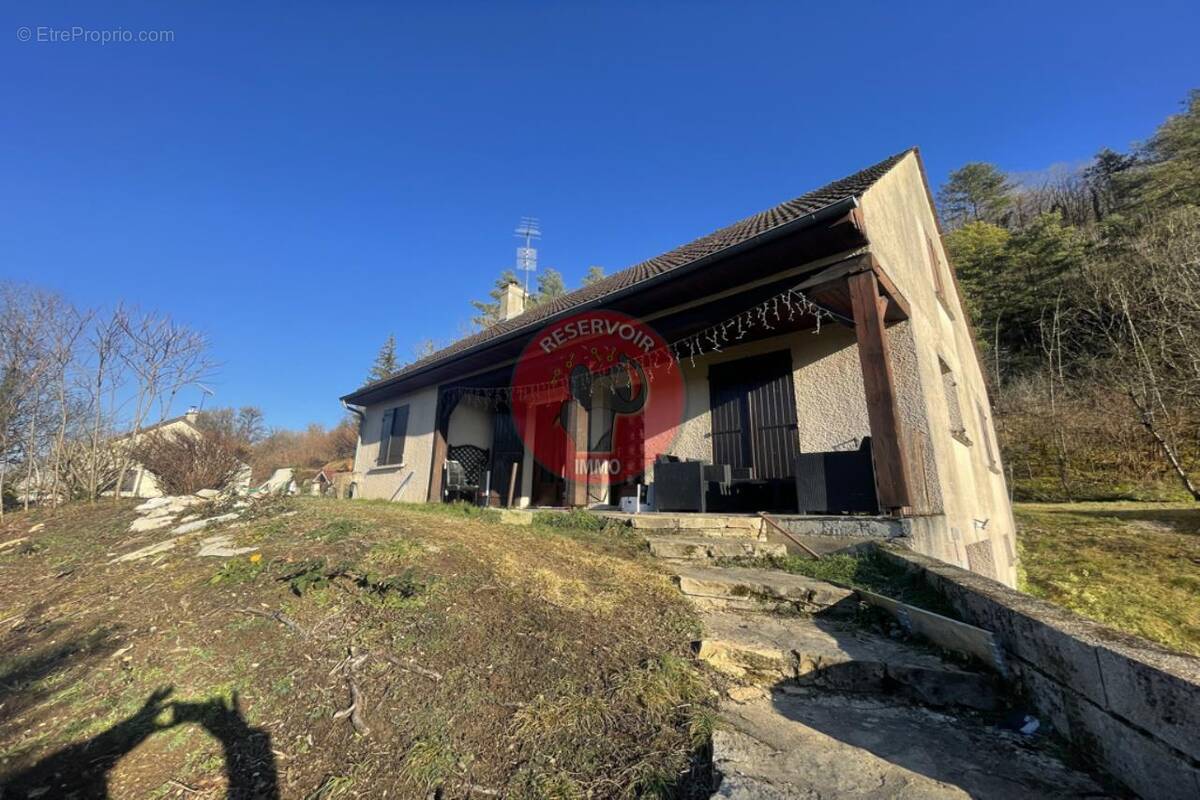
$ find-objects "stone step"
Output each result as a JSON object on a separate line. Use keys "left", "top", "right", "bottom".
{"left": 646, "top": 536, "right": 786, "bottom": 562}
{"left": 713, "top": 690, "right": 1110, "bottom": 799}
{"left": 672, "top": 565, "right": 855, "bottom": 614}
{"left": 698, "top": 610, "right": 998, "bottom": 711}
{"left": 620, "top": 514, "right": 766, "bottom": 540}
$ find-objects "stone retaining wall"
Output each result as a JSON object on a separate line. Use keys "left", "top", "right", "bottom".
{"left": 879, "top": 545, "right": 1200, "bottom": 800}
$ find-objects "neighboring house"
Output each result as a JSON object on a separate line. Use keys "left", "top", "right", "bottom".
{"left": 313, "top": 459, "right": 354, "bottom": 497}
{"left": 111, "top": 409, "right": 251, "bottom": 498}
{"left": 341, "top": 150, "right": 1018, "bottom": 586}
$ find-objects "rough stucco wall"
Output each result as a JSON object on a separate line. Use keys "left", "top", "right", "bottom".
{"left": 666, "top": 326, "right": 872, "bottom": 469}
{"left": 353, "top": 386, "right": 438, "bottom": 502}
{"left": 860, "top": 152, "right": 1017, "bottom": 587}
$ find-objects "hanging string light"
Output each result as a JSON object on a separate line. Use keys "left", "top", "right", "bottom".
{"left": 438, "top": 286, "right": 842, "bottom": 406}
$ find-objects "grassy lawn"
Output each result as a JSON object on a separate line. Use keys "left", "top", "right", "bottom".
{"left": 0, "top": 498, "right": 715, "bottom": 799}
{"left": 1015, "top": 501, "right": 1200, "bottom": 656}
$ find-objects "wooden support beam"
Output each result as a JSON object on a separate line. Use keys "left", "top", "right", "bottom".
{"left": 866, "top": 255, "right": 911, "bottom": 320}
{"left": 848, "top": 270, "right": 913, "bottom": 514}
{"left": 426, "top": 391, "right": 459, "bottom": 503}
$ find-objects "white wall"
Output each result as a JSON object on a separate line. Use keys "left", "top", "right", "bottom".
{"left": 353, "top": 385, "right": 438, "bottom": 502}
{"left": 447, "top": 401, "right": 493, "bottom": 451}
{"left": 860, "top": 151, "right": 1017, "bottom": 586}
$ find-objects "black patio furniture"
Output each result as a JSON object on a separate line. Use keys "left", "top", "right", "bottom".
{"left": 793, "top": 437, "right": 878, "bottom": 514}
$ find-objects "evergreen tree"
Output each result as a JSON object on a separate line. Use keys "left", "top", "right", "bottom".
{"left": 1084, "top": 148, "right": 1138, "bottom": 220}
{"left": 582, "top": 265, "right": 606, "bottom": 287}
{"left": 938, "top": 162, "right": 1014, "bottom": 228}
{"left": 945, "top": 213, "right": 1085, "bottom": 378}
{"left": 470, "top": 270, "right": 520, "bottom": 329}
{"left": 367, "top": 334, "right": 399, "bottom": 382}
{"left": 1128, "top": 89, "right": 1200, "bottom": 209}
{"left": 531, "top": 268, "right": 567, "bottom": 306}
{"left": 412, "top": 338, "right": 436, "bottom": 361}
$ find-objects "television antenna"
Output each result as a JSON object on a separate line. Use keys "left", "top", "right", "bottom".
{"left": 514, "top": 216, "right": 541, "bottom": 294}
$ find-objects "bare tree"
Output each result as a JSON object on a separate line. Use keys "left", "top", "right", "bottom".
{"left": 1079, "top": 207, "right": 1200, "bottom": 499}
{"left": 112, "top": 309, "right": 214, "bottom": 500}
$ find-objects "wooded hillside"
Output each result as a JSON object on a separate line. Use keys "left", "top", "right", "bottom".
{"left": 942, "top": 89, "right": 1200, "bottom": 501}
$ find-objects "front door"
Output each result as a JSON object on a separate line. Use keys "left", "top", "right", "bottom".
{"left": 708, "top": 350, "right": 801, "bottom": 481}
{"left": 530, "top": 402, "right": 565, "bottom": 506}
{"left": 490, "top": 404, "right": 524, "bottom": 506}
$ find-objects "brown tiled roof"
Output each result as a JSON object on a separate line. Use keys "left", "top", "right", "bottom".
{"left": 344, "top": 148, "right": 910, "bottom": 401}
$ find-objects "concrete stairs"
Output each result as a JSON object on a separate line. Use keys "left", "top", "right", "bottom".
{"left": 663, "top": 563, "right": 1112, "bottom": 798}
{"left": 697, "top": 608, "right": 999, "bottom": 712}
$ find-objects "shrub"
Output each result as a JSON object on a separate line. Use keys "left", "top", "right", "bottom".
{"left": 131, "top": 429, "right": 247, "bottom": 495}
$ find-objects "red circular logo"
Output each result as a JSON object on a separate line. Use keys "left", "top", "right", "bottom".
{"left": 512, "top": 310, "right": 685, "bottom": 488}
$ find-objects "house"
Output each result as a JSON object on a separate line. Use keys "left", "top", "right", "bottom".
{"left": 341, "top": 149, "right": 1017, "bottom": 587}
{"left": 111, "top": 409, "right": 252, "bottom": 498}
{"left": 313, "top": 459, "right": 354, "bottom": 497}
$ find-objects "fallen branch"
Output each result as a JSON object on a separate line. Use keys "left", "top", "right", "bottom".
{"left": 381, "top": 652, "right": 442, "bottom": 682}
{"left": 240, "top": 607, "right": 305, "bottom": 637}
{"left": 333, "top": 675, "right": 369, "bottom": 735}
{"left": 331, "top": 646, "right": 370, "bottom": 735}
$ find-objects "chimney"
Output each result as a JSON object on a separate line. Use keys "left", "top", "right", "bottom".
{"left": 499, "top": 282, "right": 526, "bottom": 321}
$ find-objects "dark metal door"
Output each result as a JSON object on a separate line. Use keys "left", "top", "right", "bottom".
{"left": 709, "top": 350, "right": 800, "bottom": 480}
{"left": 709, "top": 380, "right": 751, "bottom": 471}
{"left": 490, "top": 405, "right": 524, "bottom": 505}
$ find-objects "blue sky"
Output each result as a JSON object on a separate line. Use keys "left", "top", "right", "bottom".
{"left": 3, "top": 1, "right": 1197, "bottom": 429}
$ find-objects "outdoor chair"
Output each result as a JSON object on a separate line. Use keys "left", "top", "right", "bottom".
{"left": 444, "top": 444, "right": 490, "bottom": 503}
{"left": 793, "top": 437, "right": 879, "bottom": 514}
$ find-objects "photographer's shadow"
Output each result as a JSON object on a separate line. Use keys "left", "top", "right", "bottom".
{"left": 1, "top": 687, "right": 279, "bottom": 800}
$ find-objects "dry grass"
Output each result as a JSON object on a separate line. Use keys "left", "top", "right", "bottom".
{"left": 0, "top": 498, "right": 714, "bottom": 798}
{"left": 1015, "top": 501, "right": 1200, "bottom": 656}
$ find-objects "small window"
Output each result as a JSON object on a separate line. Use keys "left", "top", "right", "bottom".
{"left": 926, "top": 236, "right": 947, "bottom": 300}
{"left": 377, "top": 404, "right": 410, "bottom": 466}
{"left": 926, "top": 234, "right": 955, "bottom": 319}
{"left": 939, "top": 358, "right": 970, "bottom": 445}
{"left": 976, "top": 400, "right": 999, "bottom": 471}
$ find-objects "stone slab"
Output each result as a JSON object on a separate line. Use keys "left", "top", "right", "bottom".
{"left": 673, "top": 565, "right": 855, "bottom": 612}
{"left": 497, "top": 509, "right": 533, "bottom": 526}
{"left": 646, "top": 536, "right": 784, "bottom": 561}
{"left": 129, "top": 515, "right": 176, "bottom": 533}
{"left": 857, "top": 588, "right": 1005, "bottom": 674}
{"left": 171, "top": 513, "right": 239, "bottom": 535}
{"left": 715, "top": 691, "right": 1108, "bottom": 799}
{"left": 1094, "top": 642, "right": 1200, "bottom": 762}
{"left": 109, "top": 537, "right": 180, "bottom": 563}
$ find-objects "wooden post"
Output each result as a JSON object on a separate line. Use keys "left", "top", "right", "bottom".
{"left": 426, "top": 391, "right": 458, "bottom": 503}
{"left": 848, "top": 270, "right": 912, "bottom": 514}
{"left": 506, "top": 462, "right": 519, "bottom": 508}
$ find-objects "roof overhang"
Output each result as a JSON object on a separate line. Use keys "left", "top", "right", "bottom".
{"left": 343, "top": 196, "right": 866, "bottom": 406}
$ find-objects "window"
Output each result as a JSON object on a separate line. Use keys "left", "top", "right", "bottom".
{"left": 926, "top": 234, "right": 954, "bottom": 318}
{"left": 377, "top": 404, "right": 410, "bottom": 466}
{"left": 926, "top": 236, "right": 946, "bottom": 298}
{"left": 939, "top": 358, "right": 970, "bottom": 445}
{"left": 976, "top": 400, "right": 999, "bottom": 471}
